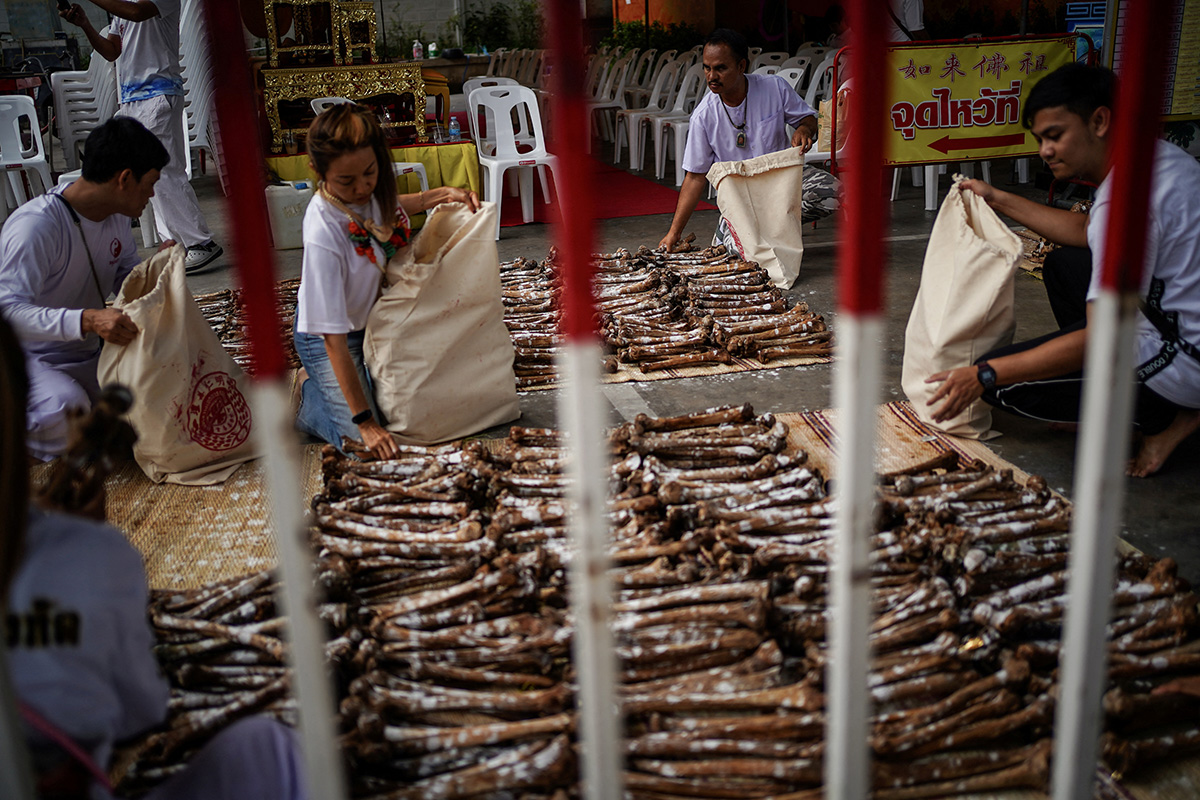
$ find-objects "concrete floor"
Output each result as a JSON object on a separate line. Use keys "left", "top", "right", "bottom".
{"left": 157, "top": 136, "right": 1200, "bottom": 587}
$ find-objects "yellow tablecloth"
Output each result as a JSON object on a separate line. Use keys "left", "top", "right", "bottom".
{"left": 266, "top": 141, "right": 480, "bottom": 196}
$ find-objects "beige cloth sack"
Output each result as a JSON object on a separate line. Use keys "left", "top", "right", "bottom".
{"left": 365, "top": 201, "right": 519, "bottom": 444}
{"left": 707, "top": 149, "right": 806, "bottom": 289}
{"left": 98, "top": 246, "right": 257, "bottom": 484}
{"left": 901, "top": 175, "right": 1022, "bottom": 438}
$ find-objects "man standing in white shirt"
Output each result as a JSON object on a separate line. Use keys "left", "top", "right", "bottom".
{"left": 61, "top": 0, "right": 224, "bottom": 272}
{"left": 886, "top": 0, "right": 929, "bottom": 41}
{"left": 658, "top": 28, "right": 818, "bottom": 254}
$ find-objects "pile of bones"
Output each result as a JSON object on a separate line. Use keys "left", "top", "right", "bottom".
{"left": 118, "top": 405, "right": 1200, "bottom": 798}
{"left": 497, "top": 243, "right": 830, "bottom": 390}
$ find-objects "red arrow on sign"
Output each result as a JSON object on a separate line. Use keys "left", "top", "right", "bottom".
{"left": 928, "top": 132, "right": 1027, "bottom": 154}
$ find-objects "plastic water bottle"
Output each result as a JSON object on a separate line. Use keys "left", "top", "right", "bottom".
{"left": 412, "top": 40, "right": 424, "bottom": 60}
{"left": 447, "top": 117, "right": 460, "bottom": 141}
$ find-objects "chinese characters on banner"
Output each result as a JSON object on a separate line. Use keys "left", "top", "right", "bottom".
{"left": 884, "top": 35, "right": 1077, "bottom": 165}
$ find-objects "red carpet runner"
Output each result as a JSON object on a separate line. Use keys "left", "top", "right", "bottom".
{"left": 496, "top": 157, "right": 717, "bottom": 227}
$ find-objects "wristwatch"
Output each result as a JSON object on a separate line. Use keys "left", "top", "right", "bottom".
{"left": 976, "top": 361, "right": 997, "bottom": 391}
{"left": 351, "top": 408, "right": 374, "bottom": 425}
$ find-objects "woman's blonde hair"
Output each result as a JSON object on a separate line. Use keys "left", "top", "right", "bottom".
{"left": 307, "top": 103, "right": 397, "bottom": 216}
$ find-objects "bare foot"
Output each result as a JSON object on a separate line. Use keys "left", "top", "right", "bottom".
{"left": 1127, "top": 408, "right": 1200, "bottom": 477}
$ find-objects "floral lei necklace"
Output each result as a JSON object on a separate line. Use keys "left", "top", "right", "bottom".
{"left": 318, "top": 184, "right": 412, "bottom": 284}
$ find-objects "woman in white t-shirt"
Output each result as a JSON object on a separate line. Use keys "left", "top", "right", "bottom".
{"left": 294, "top": 104, "right": 479, "bottom": 459}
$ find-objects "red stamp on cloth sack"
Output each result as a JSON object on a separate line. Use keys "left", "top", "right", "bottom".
{"left": 185, "top": 371, "right": 252, "bottom": 451}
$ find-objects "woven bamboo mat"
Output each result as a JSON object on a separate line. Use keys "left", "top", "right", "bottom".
{"left": 780, "top": 400, "right": 1027, "bottom": 481}
{"left": 31, "top": 447, "right": 324, "bottom": 590}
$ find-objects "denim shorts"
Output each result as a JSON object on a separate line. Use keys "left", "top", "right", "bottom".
{"left": 292, "top": 325, "right": 383, "bottom": 450}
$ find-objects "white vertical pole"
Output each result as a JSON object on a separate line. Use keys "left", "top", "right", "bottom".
{"left": 828, "top": 314, "right": 880, "bottom": 800}
{"left": 253, "top": 382, "right": 348, "bottom": 800}
{"left": 560, "top": 342, "right": 622, "bottom": 800}
{"left": 0, "top": 644, "right": 35, "bottom": 800}
{"left": 1052, "top": 293, "right": 1141, "bottom": 799}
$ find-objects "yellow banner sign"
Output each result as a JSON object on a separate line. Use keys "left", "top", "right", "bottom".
{"left": 884, "top": 35, "right": 1077, "bottom": 165}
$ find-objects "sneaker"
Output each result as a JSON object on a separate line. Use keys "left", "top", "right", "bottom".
{"left": 184, "top": 241, "right": 224, "bottom": 272}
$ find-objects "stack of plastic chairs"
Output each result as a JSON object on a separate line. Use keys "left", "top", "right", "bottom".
{"left": 50, "top": 29, "right": 118, "bottom": 172}
{"left": 179, "top": 0, "right": 216, "bottom": 181}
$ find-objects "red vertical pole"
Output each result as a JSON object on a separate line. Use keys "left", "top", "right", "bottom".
{"left": 200, "top": 2, "right": 347, "bottom": 798}
{"left": 1052, "top": 2, "right": 1172, "bottom": 798}
{"left": 550, "top": 5, "right": 597, "bottom": 341}
{"left": 826, "top": 0, "right": 888, "bottom": 798}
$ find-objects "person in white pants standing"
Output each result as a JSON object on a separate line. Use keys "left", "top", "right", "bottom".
{"left": 61, "top": 0, "right": 224, "bottom": 273}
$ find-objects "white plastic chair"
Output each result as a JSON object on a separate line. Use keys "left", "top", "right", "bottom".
{"left": 625, "top": 48, "right": 676, "bottom": 108}
{"left": 752, "top": 65, "right": 781, "bottom": 76}
{"left": 485, "top": 48, "right": 506, "bottom": 77}
{"left": 662, "top": 117, "right": 691, "bottom": 186}
{"left": 749, "top": 51, "right": 789, "bottom": 72}
{"left": 675, "top": 49, "right": 701, "bottom": 70}
{"left": 467, "top": 85, "right": 558, "bottom": 239}
{"left": 649, "top": 63, "right": 706, "bottom": 183}
{"left": 804, "top": 52, "right": 838, "bottom": 109}
{"left": 0, "top": 95, "right": 52, "bottom": 216}
{"left": 517, "top": 50, "right": 546, "bottom": 87}
{"left": 393, "top": 161, "right": 429, "bottom": 193}
{"left": 587, "top": 52, "right": 636, "bottom": 148}
{"left": 623, "top": 48, "right": 657, "bottom": 102}
{"left": 582, "top": 53, "right": 614, "bottom": 103}
{"left": 507, "top": 49, "right": 530, "bottom": 81}
{"left": 775, "top": 66, "right": 808, "bottom": 92}
{"left": 310, "top": 96, "right": 352, "bottom": 114}
{"left": 795, "top": 45, "right": 829, "bottom": 63}
{"left": 780, "top": 55, "right": 811, "bottom": 73}
{"left": 614, "top": 58, "right": 683, "bottom": 170}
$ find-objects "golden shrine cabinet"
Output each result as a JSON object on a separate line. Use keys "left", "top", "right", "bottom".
{"left": 263, "top": 0, "right": 376, "bottom": 66}
{"left": 259, "top": 0, "right": 425, "bottom": 152}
